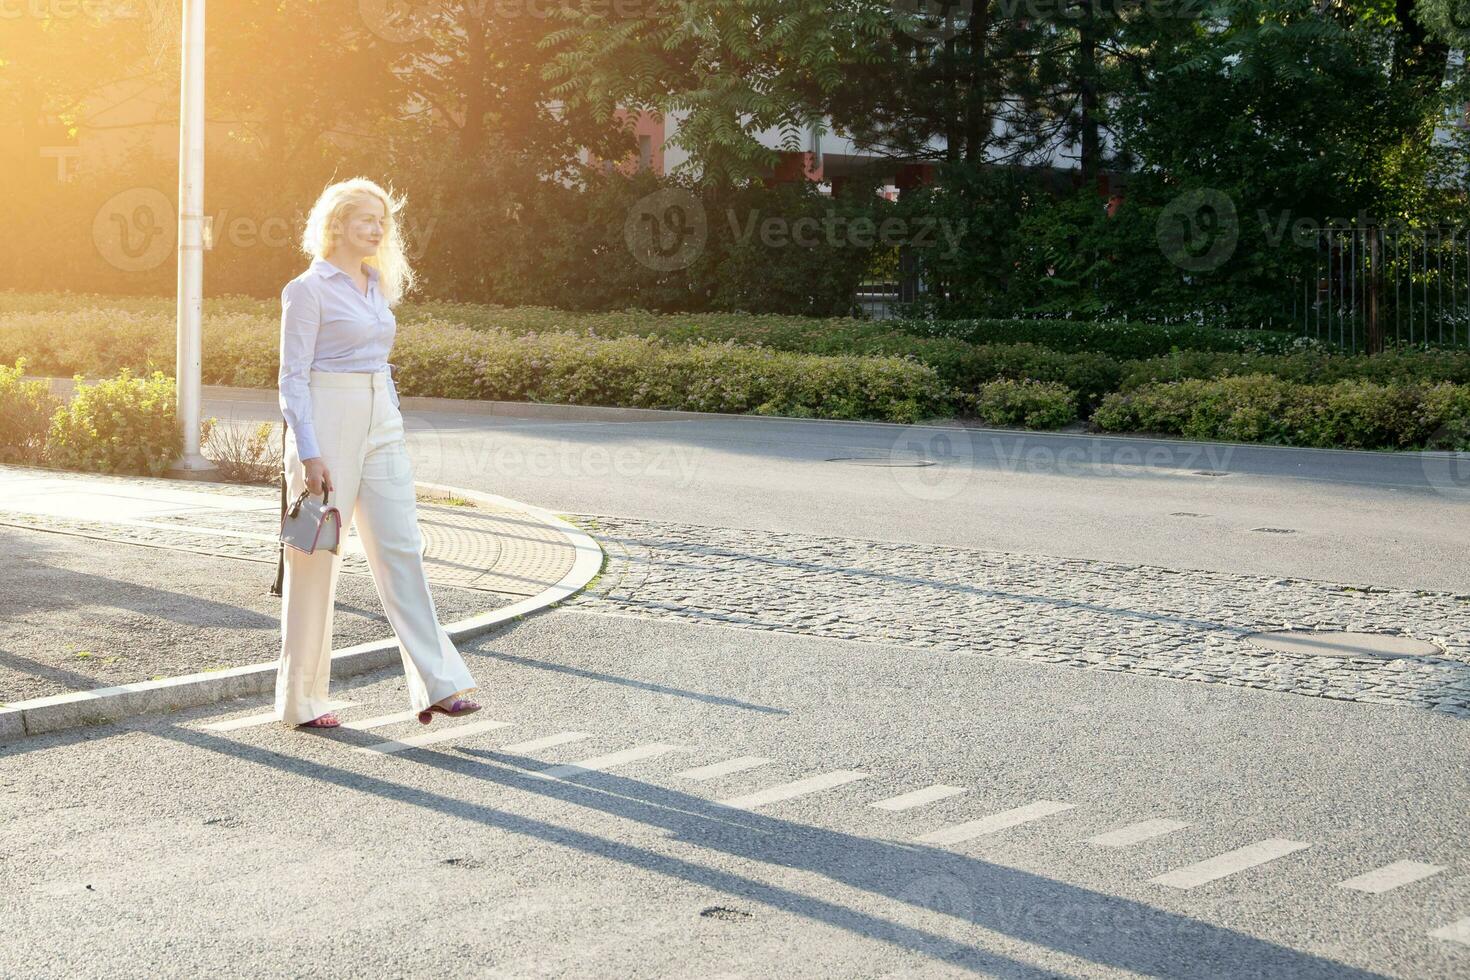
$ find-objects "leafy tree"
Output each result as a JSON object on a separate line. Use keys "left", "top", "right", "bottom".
{"left": 545, "top": 0, "right": 895, "bottom": 183}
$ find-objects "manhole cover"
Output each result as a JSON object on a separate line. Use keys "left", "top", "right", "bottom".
{"left": 1245, "top": 630, "right": 1441, "bottom": 660}
{"left": 824, "top": 456, "right": 935, "bottom": 468}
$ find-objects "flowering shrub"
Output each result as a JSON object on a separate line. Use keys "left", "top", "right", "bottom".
{"left": 0, "top": 358, "right": 61, "bottom": 464}
{"left": 46, "top": 368, "right": 181, "bottom": 475}
{"left": 970, "top": 379, "right": 1077, "bottom": 430}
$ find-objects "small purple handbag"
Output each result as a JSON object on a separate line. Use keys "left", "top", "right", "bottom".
{"left": 279, "top": 487, "right": 342, "bottom": 555}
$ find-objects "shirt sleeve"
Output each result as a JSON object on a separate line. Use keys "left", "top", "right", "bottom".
{"left": 278, "top": 279, "right": 322, "bottom": 460}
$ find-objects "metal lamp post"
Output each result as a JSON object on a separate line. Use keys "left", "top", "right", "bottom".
{"left": 167, "top": 0, "right": 218, "bottom": 479}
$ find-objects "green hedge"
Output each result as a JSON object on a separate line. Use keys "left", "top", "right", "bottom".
{"left": 0, "top": 302, "right": 1123, "bottom": 413}
{"left": 970, "top": 379, "right": 1078, "bottom": 430}
{"left": 6, "top": 297, "right": 1468, "bottom": 447}
{"left": 1093, "top": 375, "right": 1470, "bottom": 450}
{"left": 406, "top": 304, "right": 1125, "bottom": 406}
{"left": 384, "top": 326, "right": 951, "bottom": 422}
{"left": 888, "top": 317, "right": 1301, "bottom": 359}
{"left": 0, "top": 311, "right": 951, "bottom": 424}
{"left": 1121, "top": 348, "right": 1470, "bottom": 390}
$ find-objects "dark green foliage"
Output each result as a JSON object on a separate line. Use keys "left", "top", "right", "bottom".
{"left": 1093, "top": 375, "right": 1470, "bottom": 449}
{"left": 1121, "top": 348, "right": 1470, "bottom": 389}
{"left": 887, "top": 317, "right": 1300, "bottom": 359}
{"left": 970, "top": 379, "right": 1079, "bottom": 430}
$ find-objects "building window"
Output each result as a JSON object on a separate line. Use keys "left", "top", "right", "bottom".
{"left": 639, "top": 134, "right": 653, "bottom": 172}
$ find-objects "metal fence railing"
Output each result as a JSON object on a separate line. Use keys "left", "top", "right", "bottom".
{"left": 855, "top": 225, "right": 1470, "bottom": 347}
{"left": 854, "top": 247, "right": 922, "bottom": 320}
{"left": 1298, "top": 225, "right": 1470, "bottom": 352}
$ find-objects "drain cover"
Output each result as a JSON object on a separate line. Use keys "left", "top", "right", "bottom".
{"left": 825, "top": 456, "right": 935, "bottom": 468}
{"left": 1245, "top": 630, "right": 1441, "bottom": 660}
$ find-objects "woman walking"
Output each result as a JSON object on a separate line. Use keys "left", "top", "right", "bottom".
{"left": 275, "top": 177, "right": 480, "bottom": 729}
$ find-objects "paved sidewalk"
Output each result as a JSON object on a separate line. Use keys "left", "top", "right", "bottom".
{"left": 0, "top": 464, "right": 590, "bottom": 711}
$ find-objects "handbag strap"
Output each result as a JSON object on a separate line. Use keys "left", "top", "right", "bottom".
{"left": 269, "top": 418, "right": 287, "bottom": 596}
{"left": 269, "top": 420, "right": 332, "bottom": 596}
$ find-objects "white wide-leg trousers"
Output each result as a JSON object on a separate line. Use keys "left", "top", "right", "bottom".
{"left": 275, "top": 368, "right": 476, "bottom": 725}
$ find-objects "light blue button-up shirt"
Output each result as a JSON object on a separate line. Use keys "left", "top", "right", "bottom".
{"left": 278, "top": 256, "right": 401, "bottom": 461}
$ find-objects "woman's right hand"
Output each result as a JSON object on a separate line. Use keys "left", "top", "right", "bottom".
{"left": 304, "top": 457, "right": 333, "bottom": 497}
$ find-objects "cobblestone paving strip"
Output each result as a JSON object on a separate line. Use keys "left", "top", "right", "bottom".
{"left": 570, "top": 517, "right": 1470, "bottom": 717}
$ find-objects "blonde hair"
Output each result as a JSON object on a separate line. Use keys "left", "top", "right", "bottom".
{"left": 300, "top": 177, "right": 417, "bottom": 306}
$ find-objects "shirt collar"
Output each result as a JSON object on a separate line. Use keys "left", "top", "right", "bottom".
{"left": 311, "top": 256, "right": 380, "bottom": 283}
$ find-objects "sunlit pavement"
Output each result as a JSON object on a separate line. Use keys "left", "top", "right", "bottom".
{"left": 3, "top": 610, "right": 1466, "bottom": 978}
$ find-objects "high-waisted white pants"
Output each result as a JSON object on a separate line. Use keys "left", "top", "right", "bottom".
{"left": 275, "top": 368, "right": 476, "bottom": 725}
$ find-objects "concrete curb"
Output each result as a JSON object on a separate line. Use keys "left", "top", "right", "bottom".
{"left": 0, "top": 481, "right": 603, "bottom": 744}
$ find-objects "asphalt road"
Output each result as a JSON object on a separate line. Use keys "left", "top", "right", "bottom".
{"left": 5, "top": 390, "right": 1462, "bottom": 978}
{"left": 3, "top": 611, "right": 1466, "bottom": 978}
{"left": 206, "top": 390, "right": 1470, "bottom": 592}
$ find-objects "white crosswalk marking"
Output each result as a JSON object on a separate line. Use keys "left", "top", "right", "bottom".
{"left": 1150, "top": 839, "right": 1311, "bottom": 889}
{"left": 675, "top": 756, "right": 774, "bottom": 781}
{"left": 199, "top": 701, "right": 353, "bottom": 732}
{"left": 352, "top": 718, "right": 512, "bottom": 755}
{"left": 499, "top": 731, "right": 594, "bottom": 754}
{"left": 717, "top": 771, "right": 871, "bottom": 811}
{"left": 341, "top": 710, "right": 420, "bottom": 730}
{"left": 1429, "top": 917, "right": 1470, "bottom": 946}
{"left": 870, "top": 785, "right": 967, "bottom": 811}
{"left": 915, "top": 800, "right": 1076, "bottom": 845}
{"left": 535, "top": 743, "right": 684, "bottom": 780}
{"left": 1085, "top": 818, "right": 1192, "bottom": 847}
{"left": 1336, "top": 860, "right": 1447, "bottom": 894}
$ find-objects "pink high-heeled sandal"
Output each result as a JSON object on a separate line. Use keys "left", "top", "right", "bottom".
{"left": 417, "top": 698, "right": 480, "bottom": 725}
